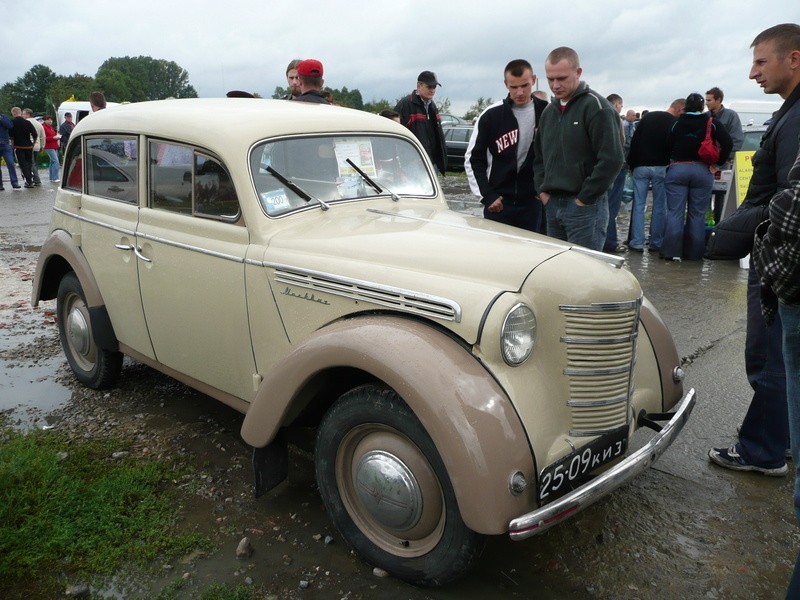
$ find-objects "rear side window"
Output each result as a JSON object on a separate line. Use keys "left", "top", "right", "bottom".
{"left": 85, "top": 137, "right": 139, "bottom": 204}
{"left": 150, "top": 141, "right": 240, "bottom": 221}
{"left": 63, "top": 138, "right": 83, "bottom": 192}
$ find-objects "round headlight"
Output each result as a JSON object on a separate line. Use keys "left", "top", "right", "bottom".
{"left": 501, "top": 303, "right": 536, "bottom": 366}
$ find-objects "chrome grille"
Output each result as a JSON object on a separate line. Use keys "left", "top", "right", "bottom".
{"left": 560, "top": 299, "right": 641, "bottom": 436}
{"left": 272, "top": 266, "right": 461, "bottom": 322}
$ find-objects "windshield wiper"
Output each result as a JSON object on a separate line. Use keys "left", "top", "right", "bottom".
{"left": 266, "top": 165, "right": 330, "bottom": 210}
{"left": 346, "top": 158, "right": 399, "bottom": 202}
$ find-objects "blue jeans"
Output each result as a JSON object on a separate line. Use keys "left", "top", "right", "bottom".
{"left": 604, "top": 166, "right": 627, "bottom": 250}
{"left": 546, "top": 193, "right": 609, "bottom": 252}
{"left": 780, "top": 302, "right": 800, "bottom": 519}
{"left": 0, "top": 141, "right": 18, "bottom": 186}
{"left": 661, "top": 162, "right": 713, "bottom": 260}
{"left": 45, "top": 148, "right": 60, "bottom": 181}
{"left": 629, "top": 166, "right": 666, "bottom": 249}
{"left": 738, "top": 261, "right": 788, "bottom": 468}
{"left": 782, "top": 302, "right": 800, "bottom": 600}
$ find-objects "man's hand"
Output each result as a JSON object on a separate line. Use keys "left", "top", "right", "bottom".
{"left": 487, "top": 197, "right": 504, "bottom": 213}
{"left": 538, "top": 191, "right": 550, "bottom": 206}
{"left": 575, "top": 198, "right": 586, "bottom": 207}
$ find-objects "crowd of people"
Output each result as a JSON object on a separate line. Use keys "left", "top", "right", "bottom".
{"left": 0, "top": 90, "right": 105, "bottom": 191}
{"left": 281, "top": 24, "right": 800, "bottom": 594}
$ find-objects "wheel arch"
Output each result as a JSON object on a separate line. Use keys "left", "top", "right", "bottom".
{"left": 241, "top": 315, "right": 537, "bottom": 534}
{"left": 33, "top": 230, "right": 119, "bottom": 352}
{"left": 33, "top": 230, "right": 104, "bottom": 308}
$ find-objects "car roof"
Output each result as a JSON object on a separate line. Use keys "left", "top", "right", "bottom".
{"left": 71, "top": 98, "right": 413, "bottom": 148}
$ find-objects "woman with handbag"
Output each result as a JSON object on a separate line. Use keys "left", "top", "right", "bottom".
{"left": 661, "top": 93, "right": 733, "bottom": 260}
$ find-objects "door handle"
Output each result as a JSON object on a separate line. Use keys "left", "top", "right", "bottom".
{"left": 114, "top": 243, "right": 152, "bottom": 263}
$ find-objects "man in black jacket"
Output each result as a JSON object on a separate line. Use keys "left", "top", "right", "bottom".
{"left": 465, "top": 59, "right": 547, "bottom": 232}
{"left": 394, "top": 71, "right": 447, "bottom": 175}
{"left": 9, "top": 107, "right": 37, "bottom": 188}
{"left": 626, "top": 98, "right": 685, "bottom": 251}
{"left": 708, "top": 23, "right": 800, "bottom": 477}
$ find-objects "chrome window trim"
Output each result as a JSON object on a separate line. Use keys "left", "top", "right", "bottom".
{"left": 54, "top": 207, "right": 136, "bottom": 237}
{"left": 247, "top": 133, "right": 438, "bottom": 219}
{"left": 261, "top": 261, "right": 462, "bottom": 322}
{"left": 52, "top": 207, "right": 245, "bottom": 264}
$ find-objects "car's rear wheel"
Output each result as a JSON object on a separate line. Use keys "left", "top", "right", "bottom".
{"left": 315, "top": 384, "right": 484, "bottom": 586}
{"left": 56, "top": 272, "right": 122, "bottom": 389}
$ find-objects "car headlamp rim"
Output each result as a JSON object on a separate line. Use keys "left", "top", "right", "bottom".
{"left": 501, "top": 302, "right": 536, "bottom": 366}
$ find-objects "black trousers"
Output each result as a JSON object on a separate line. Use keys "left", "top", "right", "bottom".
{"left": 14, "top": 148, "right": 34, "bottom": 185}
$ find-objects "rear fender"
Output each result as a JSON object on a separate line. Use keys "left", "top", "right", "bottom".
{"left": 33, "top": 230, "right": 118, "bottom": 351}
{"left": 33, "top": 229, "right": 104, "bottom": 307}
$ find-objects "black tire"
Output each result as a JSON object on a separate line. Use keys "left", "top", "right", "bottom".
{"left": 315, "top": 384, "right": 484, "bottom": 586}
{"left": 56, "top": 272, "right": 122, "bottom": 389}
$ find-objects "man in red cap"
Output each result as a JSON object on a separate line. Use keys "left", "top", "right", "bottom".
{"left": 394, "top": 70, "right": 447, "bottom": 174}
{"left": 294, "top": 59, "right": 331, "bottom": 104}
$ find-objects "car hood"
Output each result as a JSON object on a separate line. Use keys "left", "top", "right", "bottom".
{"left": 258, "top": 201, "right": 573, "bottom": 342}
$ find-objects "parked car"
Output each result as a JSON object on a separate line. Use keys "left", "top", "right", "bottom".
{"left": 741, "top": 124, "right": 768, "bottom": 151}
{"left": 33, "top": 98, "right": 694, "bottom": 587}
{"left": 443, "top": 125, "right": 474, "bottom": 171}
{"left": 439, "top": 112, "right": 469, "bottom": 128}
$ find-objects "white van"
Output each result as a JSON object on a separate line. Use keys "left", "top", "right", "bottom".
{"left": 57, "top": 100, "right": 120, "bottom": 126}
{"left": 727, "top": 99, "right": 782, "bottom": 126}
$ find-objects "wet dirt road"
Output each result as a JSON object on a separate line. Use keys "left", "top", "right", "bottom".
{"left": 0, "top": 175, "right": 795, "bottom": 599}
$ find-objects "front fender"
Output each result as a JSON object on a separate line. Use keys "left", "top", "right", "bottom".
{"left": 240, "top": 316, "right": 537, "bottom": 534}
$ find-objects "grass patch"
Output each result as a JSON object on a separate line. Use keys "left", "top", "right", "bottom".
{"left": 0, "top": 426, "right": 209, "bottom": 598}
{"left": 156, "top": 580, "right": 255, "bottom": 600}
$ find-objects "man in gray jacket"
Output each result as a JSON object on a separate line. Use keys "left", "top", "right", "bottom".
{"left": 705, "top": 87, "right": 744, "bottom": 223}
{"left": 533, "top": 46, "right": 624, "bottom": 251}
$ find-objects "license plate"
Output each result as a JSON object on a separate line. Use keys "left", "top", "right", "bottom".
{"left": 538, "top": 426, "right": 628, "bottom": 504}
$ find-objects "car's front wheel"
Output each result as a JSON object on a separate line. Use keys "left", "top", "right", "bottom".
{"left": 315, "top": 384, "right": 484, "bottom": 586}
{"left": 56, "top": 272, "right": 122, "bottom": 389}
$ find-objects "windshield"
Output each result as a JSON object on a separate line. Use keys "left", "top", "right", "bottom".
{"left": 251, "top": 135, "right": 435, "bottom": 216}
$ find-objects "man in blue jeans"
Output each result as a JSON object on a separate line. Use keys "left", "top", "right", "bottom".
{"left": 708, "top": 23, "right": 800, "bottom": 476}
{"left": 0, "top": 111, "right": 20, "bottom": 190}
{"left": 753, "top": 142, "right": 800, "bottom": 595}
{"left": 626, "top": 99, "right": 685, "bottom": 251}
{"left": 533, "top": 46, "right": 623, "bottom": 251}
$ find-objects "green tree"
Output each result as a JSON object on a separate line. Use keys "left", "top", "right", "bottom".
{"left": 326, "top": 86, "right": 363, "bottom": 109}
{"left": 48, "top": 73, "right": 97, "bottom": 106}
{"left": 272, "top": 85, "right": 289, "bottom": 99}
{"left": 0, "top": 64, "right": 58, "bottom": 114}
{"left": 95, "top": 67, "right": 134, "bottom": 102}
{"left": 363, "top": 99, "right": 394, "bottom": 113}
{"left": 95, "top": 56, "right": 197, "bottom": 102}
{"left": 464, "top": 97, "right": 493, "bottom": 122}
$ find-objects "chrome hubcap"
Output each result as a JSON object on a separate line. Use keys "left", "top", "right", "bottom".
{"left": 67, "top": 306, "right": 90, "bottom": 356}
{"left": 354, "top": 450, "right": 422, "bottom": 531}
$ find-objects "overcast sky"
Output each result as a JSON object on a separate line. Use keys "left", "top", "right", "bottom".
{"left": 3, "top": 1, "right": 795, "bottom": 116}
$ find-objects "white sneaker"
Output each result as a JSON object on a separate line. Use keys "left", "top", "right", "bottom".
{"left": 51, "top": 179, "right": 60, "bottom": 183}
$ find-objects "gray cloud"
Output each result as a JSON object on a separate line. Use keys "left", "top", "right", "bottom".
{"left": 2, "top": 0, "right": 793, "bottom": 116}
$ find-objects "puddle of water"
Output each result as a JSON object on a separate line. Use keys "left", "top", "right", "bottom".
{"left": 0, "top": 355, "right": 73, "bottom": 429}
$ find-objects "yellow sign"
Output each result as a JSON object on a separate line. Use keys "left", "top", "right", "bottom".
{"left": 734, "top": 150, "right": 756, "bottom": 206}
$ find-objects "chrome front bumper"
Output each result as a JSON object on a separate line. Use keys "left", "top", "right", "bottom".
{"left": 508, "top": 388, "right": 696, "bottom": 540}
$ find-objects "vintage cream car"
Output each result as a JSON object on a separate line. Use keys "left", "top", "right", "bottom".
{"left": 33, "top": 99, "right": 695, "bottom": 586}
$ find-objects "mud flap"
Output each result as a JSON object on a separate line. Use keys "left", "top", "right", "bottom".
{"left": 252, "top": 430, "right": 288, "bottom": 498}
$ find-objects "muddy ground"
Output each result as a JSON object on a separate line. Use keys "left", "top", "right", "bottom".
{"left": 0, "top": 177, "right": 797, "bottom": 599}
